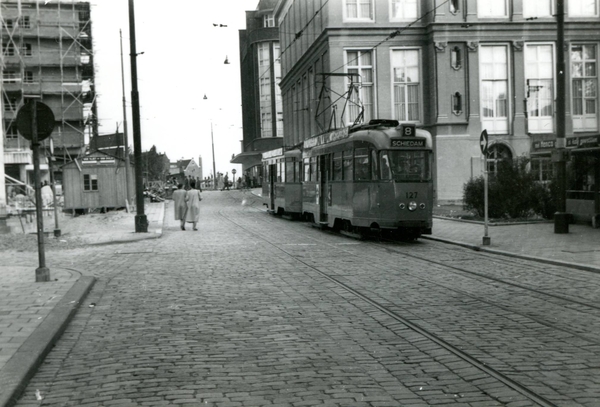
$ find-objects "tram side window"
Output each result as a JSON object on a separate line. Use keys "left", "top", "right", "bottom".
{"left": 371, "top": 150, "right": 378, "bottom": 180}
{"left": 294, "top": 161, "right": 301, "bottom": 182}
{"left": 304, "top": 158, "right": 310, "bottom": 182}
{"left": 333, "top": 152, "right": 343, "bottom": 180}
{"left": 286, "top": 158, "right": 295, "bottom": 182}
{"left": 277, "top": 159, "right": 285, "bottom": 182}
{"left": 380, "top": 152, "right": 392, "bottom": 180}
{"left": 354, "top": 148, "right": 370, "bottom": 181}
{"left": 343, "top": 150, "right": 353, "bottom": 181}
{"left": 310, "top": 157, "right": 318, "bottom": 181}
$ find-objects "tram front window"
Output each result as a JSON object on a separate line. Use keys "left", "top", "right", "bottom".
{"left": 381, "top": 150, "right": 431, "bottom": 181}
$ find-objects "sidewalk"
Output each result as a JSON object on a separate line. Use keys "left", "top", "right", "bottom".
{"left": 427, "top": 216, "right": 600, "bottom": 272}
{"left": 0, "top": 201, "right": 165, "bottom": 407}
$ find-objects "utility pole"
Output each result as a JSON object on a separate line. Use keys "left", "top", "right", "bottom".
{"left": 120, "top": 29, "right": 132, "bottom": 208}
{"left": 128, "top": 0, "right": 148, "bottom": 232}
{"left": 554, "top": 0, "right": 569, "bottom": 233}
{"left": 211, "top": 122, "right": 217, "bottom": 190}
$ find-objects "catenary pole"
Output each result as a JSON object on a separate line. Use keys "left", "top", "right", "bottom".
{"left": 128, "top": 0, "right": 148, "bottom": 232}
{"left": 120, "top": 29, "right": 132, "bottom": 208}
{"left": 554, "top": 0, "right": 568, "bottom": 233}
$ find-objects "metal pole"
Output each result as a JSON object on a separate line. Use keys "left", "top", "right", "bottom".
{"left": 30, "top": 100, "right": 50, "bottom": 281}
{"left": 120, "top": 29, "right": 132, "bottom": 209}
{"left": 211, "top": 122, "right": 217, "bottom": 190}
{"left": 47, "top": 143, "right": 60, "bottom": 237}
{"left": 554, "top": 0, "right": 569, "bottom": 233}
{"left": 483, "top": 156, "right": 490, "bottom": 245}
{"left": 128, "top": 0, "right": 148, "bottom": 232}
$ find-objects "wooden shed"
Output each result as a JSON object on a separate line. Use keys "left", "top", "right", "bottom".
{"left": 62, "top": 150, "right": 135, "bottom": 211}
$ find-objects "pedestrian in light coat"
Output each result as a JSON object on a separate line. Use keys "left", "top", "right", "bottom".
{"left": 172, "top": 183, "right": 187, "bottom": 230}
{"left": 185, "top": 181, "right": 202, "bottom": 231}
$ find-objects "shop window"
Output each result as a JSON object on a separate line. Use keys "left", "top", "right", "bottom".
{"left": 83, "top": 174, "right": 98, "bottom": 191}
{"left": 531, "top": 158, "right": 553, "bottom": 182}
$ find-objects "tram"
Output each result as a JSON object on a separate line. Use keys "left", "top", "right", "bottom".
{"left": 262, "top": 119, "right": 434, "bottom": 239}
{"left": 262, "top": 148, "right": 303, "bottom": 217}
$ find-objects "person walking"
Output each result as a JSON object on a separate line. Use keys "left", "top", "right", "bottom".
{"left": 185, "top": 181, "right": 202, "bottom": 231}
{"left": 172, "top": 183, "right": 188, "bottom": 230}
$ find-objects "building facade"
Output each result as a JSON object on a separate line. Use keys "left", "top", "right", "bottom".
{"left": 1, "top": 0, "right": 96, "bottom": 189}
{"left": 274, "top": 0, "right": 600, "bottom": 207}
{"left": 233, "top": 0, "right": 284, "bottom": 184}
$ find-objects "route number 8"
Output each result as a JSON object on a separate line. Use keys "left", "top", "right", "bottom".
{"left": 402, "top": 124, "right": 415, "bottom": 137}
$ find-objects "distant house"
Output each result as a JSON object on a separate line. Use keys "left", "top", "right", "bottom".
{"left": 169, "top": 158, "right": 202, "bottom": 183}
{"left": 62, "top": 150, "right": 134, "bottom": 211}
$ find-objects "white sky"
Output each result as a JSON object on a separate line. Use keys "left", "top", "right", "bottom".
{"left": 91, "top": 0, "right": 259, "bottom": 177}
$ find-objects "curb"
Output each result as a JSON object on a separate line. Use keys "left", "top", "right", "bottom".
{"left": 423, "top": 235, "right": 600, "bottom": 274}
{"left": 0, "top": 275, "right": 96, "bottom": 407}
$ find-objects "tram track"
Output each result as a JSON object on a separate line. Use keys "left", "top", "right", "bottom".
{"left": 216, "top": 201, "right": 566, "bottom": 407}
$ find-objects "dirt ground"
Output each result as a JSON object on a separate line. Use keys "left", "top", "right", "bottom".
{"left": 1, "top": 208, "right": 135, "bottom": 252}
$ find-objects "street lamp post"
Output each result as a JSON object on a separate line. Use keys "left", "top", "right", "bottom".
{"left": 211, "top": 122, "right": 217, "bottom": 191}
{"left": 128, "top": 0, "right": 148, "bottom": 232}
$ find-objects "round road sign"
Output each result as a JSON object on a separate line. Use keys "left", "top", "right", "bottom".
{"left": 16, "top": 101, "right": 55, "bottom": 141}
{"left": 480, "top": 129, "right": 489, "bottom": 155}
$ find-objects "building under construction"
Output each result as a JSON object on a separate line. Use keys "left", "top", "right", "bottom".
{"left": 1, "top": 0, "right": 96, "bottom": 190}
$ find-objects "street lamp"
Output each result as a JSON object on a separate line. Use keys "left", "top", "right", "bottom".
{"left": 204, "top": 95, "right": 217, "bottom": 190}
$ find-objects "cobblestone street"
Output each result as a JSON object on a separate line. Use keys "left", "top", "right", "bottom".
{"left": 5, "top": 190, "right": 600, "bottom": 406}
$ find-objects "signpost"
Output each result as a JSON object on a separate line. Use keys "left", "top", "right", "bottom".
{"left": 232, "top": 168, "right": 237, "bottom": 188}
{"left": 16, "top": 99, "right": 55, "bottom": 282}
{"left": 480, "top": 130, "right": 490, "bottom": 246}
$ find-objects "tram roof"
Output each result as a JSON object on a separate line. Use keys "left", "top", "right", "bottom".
{"left": 303, "top": 123, "right": 432, "bottom": 152}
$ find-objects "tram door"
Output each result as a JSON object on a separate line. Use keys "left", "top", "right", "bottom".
{"left": 269, "top": 163, "right": 277, "bottom": 211}
{"left": 319, "top": 154, "right": 330, "bottom": 223}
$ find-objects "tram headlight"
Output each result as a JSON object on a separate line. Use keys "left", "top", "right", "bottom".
{"left": 408, "top": 201, "right": 418, "bottom": 211}
{"left": 399, "top": 203, "right": 406, "bottom": 209}
{"left": 419, "top": 203, "right": 426, "bottom": 210}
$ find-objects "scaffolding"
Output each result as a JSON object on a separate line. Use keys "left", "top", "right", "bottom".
{"left": 1, "top": 0, "right": 97, "bottom": 180}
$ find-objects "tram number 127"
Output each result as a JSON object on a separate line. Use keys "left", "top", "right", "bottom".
{"left": 406, "top": 191, "right": 418, "bottom": 199}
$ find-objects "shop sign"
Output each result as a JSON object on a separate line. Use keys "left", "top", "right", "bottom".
{"left": 82, "top": 156, "right": 116, "bottom": 165}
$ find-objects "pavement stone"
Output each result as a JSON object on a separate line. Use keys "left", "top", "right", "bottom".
{"left": 0, "top": 192, "right": 599, "bottom": 406}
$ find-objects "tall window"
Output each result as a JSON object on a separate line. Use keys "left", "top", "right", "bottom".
{"left": 258, "top": 43, "right": 272, "bottom": 137}
{"left": 523, "top": 0, "right": 552, "bottom": 18}
{"left": 346, "top": 50, "right": 374, "bottom": 124}
{"left": 274, "top": 43, "right": 283, "bottom": 137}
{"left": 525, "top": 44, "right": 554, "bottom": 133}
{"left": 392, "top": 49, "right": 420, "bottom": 122}
{"left": 569, "top": 0, "right": 598, "bottom": 16}
{"left": 480, "top": 45, "right": 509, "bottom": 133}
{"left": 391, "top": 0, "right": 417, "bottom": 20}
{"left": 345, "top": 0, "right": 373, "bottom": 20}
{"left": 477, "top": 0, "right": 507, "bottom": 17}
{"left": 572, "top": 44, "right": 598, "bottom": 131}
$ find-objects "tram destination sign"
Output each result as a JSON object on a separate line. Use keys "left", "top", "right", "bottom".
{"left": 391, "top": 138, "right": 425, "bottom": 148}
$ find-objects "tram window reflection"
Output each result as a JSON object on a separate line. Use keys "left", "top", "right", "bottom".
{"left": 343, "top": 150, "right": 353, "bottom": 180}
{"left": 354, "top": 148, "right": 370, "bottom": 181}
{"left": 371, "top": 150, "right": 378, "bottom": 180}
{"left": 386, "top": 150, "right": 430, "bottom": 181}
{"left": 333, "top": 152, "right": 343, "bottom": 180}
{"left": 380, "top": 152, "right": 392, "bottom": 180}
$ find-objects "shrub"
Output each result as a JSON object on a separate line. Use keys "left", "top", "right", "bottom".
{"left": 463, "top": 157, "right": 556, "bottom": 220}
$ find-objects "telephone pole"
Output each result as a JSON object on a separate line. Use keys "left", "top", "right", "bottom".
{"left": 128, "top": 0, "right": 148, "bottom": 232}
